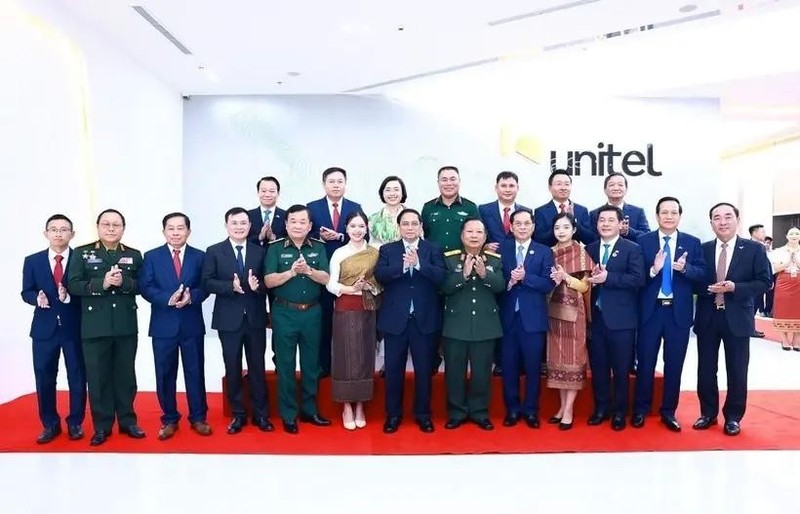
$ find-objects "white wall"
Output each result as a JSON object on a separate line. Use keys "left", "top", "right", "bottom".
{"left": 0, "top": 0, "right": 183, "bottom": 402}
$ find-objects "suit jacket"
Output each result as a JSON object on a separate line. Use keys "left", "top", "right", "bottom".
{"left": 478, "top": 201, "right": 531, "bottom": 245}
{"left": 637, "top": 230, "right": 707, "bottom": 328}
{"left": 307, "top": 197, "right": 364, "bottom": 258}
{"left": 140, "top": 244, "right": 209, "bottom": 338}
{"left": 586, "top": 238, "right": 645, "bottom": 330}
{"left": 375, "top": 239, "right": 446, "bottom": 336}
{"left": 201, "top": 240, "right": 267, "bottom": 332}
{"left": 693, "top": 236, "right": 771, "bottom": 338}
{"left": 591, "top": 203, "right": 650, "bottom": 241}
{"left": 533, "top": 200, "right": 594, "bottom": 247}
{"left": 247, "top": 206, "right": 287, "bottom": 247}
{"left": 21, "top": 249, "right": 81, "bottom": 340}
{"left": 500, "top": 239, "right": 555, "bottom": 333}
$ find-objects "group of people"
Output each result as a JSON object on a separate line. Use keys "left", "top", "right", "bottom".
{"left": 21, "top": 165, "right": 795, "bottom": 447}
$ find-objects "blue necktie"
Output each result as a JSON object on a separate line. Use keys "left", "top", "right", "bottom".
{"left": 235, "top": 245, "right": 245, "bottom": 276}
{"left": 661, "top": 236, "right": 672, "bottom": 296}
{"left": 406, "top": 245, "right": 414, "bottom": 314}
{"left": 601, "top": 243, "right": 611, "bottom": 266}
{"left": 515, "top": 244, "right": 524, "bottom": 311}
{"left": 263, "top": 210, "right": 271, "bottom": 225}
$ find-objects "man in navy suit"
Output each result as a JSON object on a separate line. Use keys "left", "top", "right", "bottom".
{"left": 21, "top": 214, "right": 86, "bottom": 444}
{"left": 499, "top": 209, "right": 555, "bottom": 428}
{"left": 247, "top": 176, "right": 287, "bottom": 246}
{"left": 202, "top": 207, "right": 273, "bottom": 435}
{"left": 693, "top": 202, "right": 771, "bottom": 436}
{"left": 632, "top": 197, "right": 707, "bottom": 431}
{"left": 533, "top": 171, "right": 594, "bottom": 247}
{"left": 307, "top": 167, "right": 364, "bottom": 377}
{"left": 590, "top": 172, "right": 651, "bottom": 241}
{"left": 140, "top": 212, "right": 211, "bottom": 440}
{"left": 586, "top": 205, "right": 645, "bottom": 430}
{"left": 375, "top": 208, "right": 447, "bottom": 434}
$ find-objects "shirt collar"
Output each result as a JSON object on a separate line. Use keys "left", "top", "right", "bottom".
{"left": 600, "top": 235, "right": 620, "bottom": 248}
{"left": 552, "top": 199, "right": 570, "bottom": 210}
{"left": 435, "top": 195, "right": 462, "bottom": 205}
{"left": 167, "top": 244, "right": 187, "bottom": 254}
{"left": 657, "top": 230, "right": 677, "bottom": 241}
{"left": 403, "top": 238, "right": 420, "bottom": 249}
{"left": 229, "top": 238, "right": 247, "bottom": 250}
{"left": 48, "top": 247, "right": 69, "bottom": 261}
{"left": 283, "top": 237, "right": 314, "bottom": 248}
{"left": 327, "top": 197, "right": 344, "bottom": 210}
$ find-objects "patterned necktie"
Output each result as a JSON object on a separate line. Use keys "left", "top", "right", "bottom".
{"left": 661, "top": 236, "right": 672, "bottom": 296}
{"left": 172, "top": 248, "right": 182, "bottom": 278}
{"left": 715, "top": 242, "right": 728, "bottom": 307}
{"left": 235, "top": 245, "right": 245, "bottom": 276}
{"left": 502, "top": 207, "right": 511, "bottom": 234}
{"left": 53, "top": 254, "right": 64, "bottom": 286}
{"left": 515, "top": 244, "right": 524, "bottom": 311}
{"left": 559, "top": 203, "right": 567, "bottom": 213}
{"left": 263, "top": 209, "right": 271, "bottom": 225}
{"left": 332, "top": 202, "right": 340, "bottom": 229}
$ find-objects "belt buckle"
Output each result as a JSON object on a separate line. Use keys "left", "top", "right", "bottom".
{"left": 661, "top": 299, "right": 672, "bottom": 306}
{"left": 715, "top": 304, "right": 725, "bottom": 310}
{"left": 298, "top": 303, "right": 309, "bottom": 311}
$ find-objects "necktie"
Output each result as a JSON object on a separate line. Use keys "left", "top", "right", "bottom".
{"left": 406, "top": 245, "right": 414, "bottom": 277}
{"left": 235, "top": 245, "right": 245, "bottom": 276}
{"left": 53, "top": 254, "right": 64, "bottom": 287}
{"left": 332, "top": 202, "right": 340, "bottom": 230}
{"left": 715, "top": 242, "right": 728, "bottom": 307}
{"left": 661, "top": 236, "right": 672, "bottom": 296}
{"left": 601, "top": 243, "right": 611, "bottom": 266}
{"left": 406, "top": 246, "right": 414, "bottom": 314}
{"left": 559, "top": 203, "right": 567, "bottom": 213}
{"left": 263, "top": 209, "right": 271, "bottom": 225}
{"left": 502, "top": 207, "right": 511, "bottom": 234}
{"left": 172, "top": 249, "right": 182, "bottom": 278}
{"left": 515, "top": 244, "right": 524, "bottom": 311}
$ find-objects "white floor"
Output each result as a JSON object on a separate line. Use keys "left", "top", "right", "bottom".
{"left": 2, "top": 336, "right": 799, "bottom": 513}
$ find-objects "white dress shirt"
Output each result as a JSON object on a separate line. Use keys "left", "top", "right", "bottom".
{"left": 715, "top": 238, "right": 736, "bottom": 279}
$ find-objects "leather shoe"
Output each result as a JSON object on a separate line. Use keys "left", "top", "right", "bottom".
{"left": 751, "top": 331, "right": 765, "bottom": 338}
{"left": 472, "top": 418, "right": 494, "bottom": 431}
{"left": 191, "top": 421, "right": 213, "bottom": 436}
{"left": 587, "top": 412, "right": 609, "bottom": 426}
{"left": 253, "top": 417, "right": 275, "bottom": 432}
{"left": 547, "top": 416, "right": 562, "bottom": 424}
{"left": 559, "top": 421, "right": 573, "bottom": 431}
{"left": 299, "top": 413, "right": 331, "bottom": 426}
{"left": 416, "top": 418, "right": 434, "bottom": 433}
{"left": 611, "top": 414, "right": 626, "bottom": 431}
{"left": 724, "top": 420, "right": 741, "bottom": 436}
{"left": 503, "top": 413, "right": 520, "bottom": 427}
{"left": 692, "top": 416, "right": 718, "bottom": 430}
{"left": 36, "top": 425, "right": 62, "bottom": 444}
{"left": 67, "top": 425, "right": 84, "bottom": 440}
{"left": 444, "top": 418, "right": 465, "bottom": 430}
{"left": 157, "top": 423, "right": 178, "bottom": 441}
{"left": 383, "top": 416, "right": 401, "bottom": 434}
{"left": 120, "top": 424, "right": 146, "bottom": 439}
{"left": 89, "top": 430, "right": 109, "bottom": 446}
{"left": 492, "top": 365, "right": 503, "bottom": 376}
{"left": 227, "top": 417, "right": 246, "bottom": 435}
{"left": 282, "top": 420, "right": 299, "bottom": 434}
{"left": 631, "top": 413, "right": 646, "bottom": 428}
{"left": 661, "top": 415, "right": 682, "bottom": 432}
{"left": 523, "top": 414, "right": 540, "bottom": 429}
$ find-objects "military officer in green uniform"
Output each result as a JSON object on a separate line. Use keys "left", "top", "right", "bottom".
{"left": 440, "top": 217, "right": 504, "bottom": 431}
{"left": 264, "top": 204, "right": 332, "bottom": 434}
{"left": 421, "top": 166, "right": 481, "bottom": 253}
{"left": 67, "top": 208, "right": 144, "bottom": 446}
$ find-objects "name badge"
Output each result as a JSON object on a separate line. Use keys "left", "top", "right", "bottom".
{"left": 118, "top": 257, "right": 133, "bottom": 264}
{"left": 87, "top": 257, "right": 103, "bottom": 264}
{"left": 280, "top": 253, "right": 293, "bottom": 258}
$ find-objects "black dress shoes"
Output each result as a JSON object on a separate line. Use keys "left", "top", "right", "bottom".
{"left": 227, "top": 417, "right": 246, "bottom": 435}
{"left": 661, "top": 415, "right": 682, "bottom": 432}
{"left": 383, "top": 416, "right": 401, "bottom": 434}
{"left": 611, "top": 414, "right": 626, "bottom": 431}
{"left": 723, "top": 420, "right": 741, "bottom": 436}
{"left": 89, "top": 430, "right": 109, "bottom": 446}
{"left": 67, "top": 425, "right": 84, "bottom": 441}
{"left": 492, "top": 365, "right": 503, "bottom": 377}
{"left": 416, "top": 418, "right": 435, "bottom": 433}
{"left": 587, "top": 412, "right": 609, "bottom": 426}
{"left": 751, "top": 331, "right": 765, "bottom": 338}
{"left": 120, "top": 424, "right": 146, "bottom": 439}
{"left": 631, "top": 413, "right": 646, "bottom": 428}
{"left": 692, "top": 416, "right": 718, "bottom": 430}
{"left": 299, "top": 413, "right": 332, "bottom": 426}
{"left": 559, "top": 421, "right": 573, "bottom": 431}
{"left": 253, "top": 417, "right": 275, "bottom": 432}
{"left": 472, "top": 418, "right": 494, "bottom": 431}
{"left": 523, "top": 414, "right": 540, "bottom": 429}
{"left": 282, "top": 420, "right": 299, "bottom": 434}
{"left": 36, "top": 425, "right": 62, "bottom": 444}
{"left": 548, "top": 416, "right": 562, "bottom": 424}
{"left": 503, "top": 413, "right": 520, "bottom": 427}
{"left": 444, "top": 418, "right": 465, "bottom": 430}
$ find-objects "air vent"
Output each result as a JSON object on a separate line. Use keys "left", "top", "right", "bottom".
{"left": 131, "top": 5, "right": 193, "bottom": 55}
{"left": 488, "top": 0, "right": 602, "bottom": 27}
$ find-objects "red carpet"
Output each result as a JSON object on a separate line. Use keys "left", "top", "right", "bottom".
{"left": 1, "top": 388, "right": 799, "bottom": 455}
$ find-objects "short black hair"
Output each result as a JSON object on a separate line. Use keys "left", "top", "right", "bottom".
{"left": 552, "top": 212, "right": 576, "bottom": 231}
{"left": 655, "top": 196, "right": 683, "bottom": 215}
{"left": 603, "top": 172, "right": 628, "bottom": 188}
{"left": 548, "top": 170, "right": 571, "bottom": 186}
{"left": 322, "top": 167, "right": 347, "bottom": 181}
{"left": 748, "top": 224, "right": 764, "bottom": 235}
{"left": 45, "top": 214, "right": 73, "bottom": 230}
{"left": 765, "top": 236, "right": 774, "bottom": 242}
{"left": 437, "top": 166, "right": 459, "bottom": 178}
{"left": 378, "top": 175, "right": 407, "bottom": 204}
{"left": 708, "top": 202, "right": 740, "bottom": 220}
{"left": 162, "top": 212, "right": 191, "bottom": 230}
{"left": 96, "top": 208, "right": 126, "bottom": 226}
{"left": 224, "top": 207, "right": 248, "bottom": 222}
{"left": 285, "top": 204, "right": 311, "bottom": 219}
{"left": 510, "top": 208, "right": 533, "bottom": 224}
{"left": 496, "top": 171, "right": 519, "bottom": 184}
{"left": 256, "top": 176, "right": 281, "bottom": 193}
{"left": 397, "top": 208, "right": 421, "bottom": 225}
{"left": 596, "top": 204, "right": 624, "bottom": 222}
{"left": 344, "top": 210, "right": 369, "bottom": 229}
{"left": 460, "top": 216, "right": 485, "bottom": 233}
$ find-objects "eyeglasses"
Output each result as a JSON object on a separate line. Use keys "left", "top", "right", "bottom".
{"left": 46, "top": 228, "right": 72, "bottom": 234}
{"left": 98, "top": 222, "right": 123, "bottom": 229}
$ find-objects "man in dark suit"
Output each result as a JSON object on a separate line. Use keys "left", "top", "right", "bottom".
{"left": 693, "top": 202, "right": 771, "bottom": 436}
{"left": 140, "top": 212, "right": 211, "bottom": 440}
{"left": 202, "top": 207, "right": 273, "bottom": 435}
{"left": 586, "top": 205, "right": 645, "bottom": 431}
{"left": 632, "top": 197, "right": 707, "bottom": 431}
{"left": 67, "top": 209, "right": 145, "bottom": 446}
{"left": 375, "top": 208, "right": 447, "bottom": 434}
{"left": 747, "top": 223, "right": 768, "bottom": 337}
{"left": 590, "top": 172, "right": 651, "bottom": 241}
{"left": 499, "top": 209, "right": 555, "bottom": 428}
{"left": 21, "top": 214, "right": 86, "bottom": 444}
{"left": 307, "top": 167, "right": 364, "bottom": 377}
{"left": 247, "top": 175, "right": 287, "bottom": 246}
{"left": 533, "top": 171, "right": 594, "bottom": 247}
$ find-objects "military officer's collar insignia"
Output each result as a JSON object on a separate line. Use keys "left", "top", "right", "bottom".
{"left": 270, "top": 237, "right": 286, "bottom": 245}
{"left": 94, "top": 241, "right": 101, "bottom": 250}
{"left": 486, "top": 265, "right": 494, "bottom": 271}
{"left": 120, "top": 243, "right": 126, "bottom": 252}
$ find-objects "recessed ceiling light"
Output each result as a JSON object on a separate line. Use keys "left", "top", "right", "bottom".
{"left": 679, "top": 4, "right": 698, "bottom": 13}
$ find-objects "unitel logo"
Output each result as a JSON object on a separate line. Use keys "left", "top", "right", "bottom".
{"left": 550, "top": 143, "right": 662, "bottom": 177}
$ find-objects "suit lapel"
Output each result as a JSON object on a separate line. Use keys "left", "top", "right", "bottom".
{"left": 319, "top": 198, "right": 334, "bottom": 230}
{"left": 725, "top": 236, "right": 745, "bottom": 279}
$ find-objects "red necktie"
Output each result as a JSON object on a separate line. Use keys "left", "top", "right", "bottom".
{"left": 559, "top": 203, "right": 567, "bottom": 213}
{"left": 332, "top": 202, "right": 340, "bottom": 229}
{"left": 502, "top": 207, "right": 511, "bottom": 234}
{"left": 53, "top": 255, "right": 64, "bottom": 286}
{"left": 173, "top": 249, "right": 182, "bottom": 278}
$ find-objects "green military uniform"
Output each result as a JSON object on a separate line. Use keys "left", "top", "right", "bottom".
{"left": 421, "top": 196, "right": 480, "bottom": 253}
{"left": 441, "top": 249, "right": 504, "bottom": 422}
{"left": 67, "top": 241, "right": 142, "bottom": 432}
{"left": 264, "top": 237, "right": 330, "bottom": 422}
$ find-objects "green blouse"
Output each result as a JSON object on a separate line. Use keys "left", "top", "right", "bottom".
{"left": 368, "top": 206, "right": 403, "bottom": 246}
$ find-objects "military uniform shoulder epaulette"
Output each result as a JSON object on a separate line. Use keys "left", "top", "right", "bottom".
{"left": 268, "top": 237, "right": 286, "bottom": 245}
{"left": 483, "top": 251, "right": 501, "bottom": 259}
{"left": 444, "top": 249, "right": 462, "bottom": 257}
{"left": 309, "top": 237, "right": 324, "bottom": 244}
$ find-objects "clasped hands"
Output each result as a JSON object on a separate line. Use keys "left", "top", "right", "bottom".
{"left": 708, "top": 280, "right": 735, "bottom": 294}
{"left": 102, "top": 264, "right": 123, "bottom": 289}
{"left": 168, "top": 284, "right": 192, "bottom": 307}
{"left": 652, "top": 250, "right": 688, "bottom": 274}
{"left": 462, "top": 253, "right": 487, "bottom": 279}
{"left": 233, "top": 269, "right": 260, "bottom": 294}
{"left": 36, "top": 285, "right": 68, "bottom": 308}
